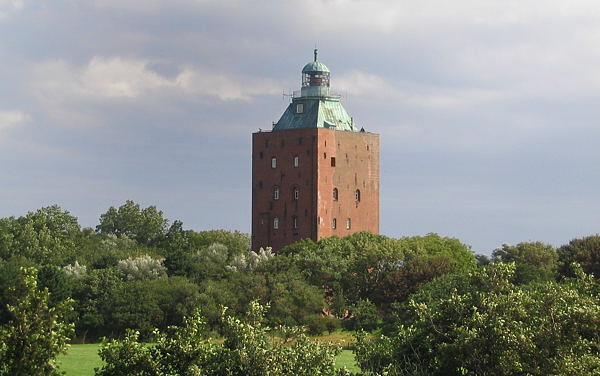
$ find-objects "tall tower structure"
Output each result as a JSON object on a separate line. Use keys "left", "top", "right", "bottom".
{"left": 252, "top": 51, "right": 379, "bottom": 251}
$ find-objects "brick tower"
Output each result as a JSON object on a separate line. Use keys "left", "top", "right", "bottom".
{"left": 252, "top": 50, "right": 379, "bottom": 251}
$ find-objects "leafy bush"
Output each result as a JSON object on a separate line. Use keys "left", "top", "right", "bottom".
{"left": 117, "top": 255, "right": 167, "bottom": 280}
{"left": 354, "top": 263, "right": 600, "bottom": 376}
{"left": 0, "top": 268, "right": 74, "bottom": 376}
{"left": 96, "top": 301, "right": 350, "bottom": 376}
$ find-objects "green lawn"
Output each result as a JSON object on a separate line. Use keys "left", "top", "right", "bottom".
{"left": 59, "top": 343, "right": 358, "bottom": 376}
{"left": 336, "top": 349, "right": 360, "bottom": 373}
{"left": 57, "top": 344, "right": 103, "bottom": 376}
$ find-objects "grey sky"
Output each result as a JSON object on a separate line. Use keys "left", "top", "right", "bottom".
{"left": 1, "top": 0, "right": 600, "bottom": 254}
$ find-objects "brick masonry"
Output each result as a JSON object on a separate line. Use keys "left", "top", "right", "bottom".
{"left": 252, "top": 127, "right": 379, "bottom": 251}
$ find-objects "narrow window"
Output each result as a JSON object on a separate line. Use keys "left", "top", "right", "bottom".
{"left": 323, "top": 152, "right": 327, "bottom": 159}
{"left": 281, "top": 139, "right": 285, "bottom": 147}
{"left": 273, "top": 186, "right": 280, "bottom": 200}
{"left": 258, "top": 181, "right": 263, "bottom": 189}
{"left": 293, "top": 187, "right": 299, "bottom": 200}
{"left": 346, "top": 218, "right": 351, "bottom": 230}
{"left": 259, "top": 151, "right": 263, "bottom": 159}
{"left": 331, "top": 157, "right": 336, "bottom": 167}
{"left": 265, "top": 139, "right": 269, "bottom": 148}
{"left": 293, "top": 216, "right": 298, "bottom": 229}
{"left": 271, "top": 157, "right": 277, "bottom": 168}
{"left": 273, "top": 217, "right": 279, "bottom": 229}
{"left": 296, "top": 103, "right": 304, "bottom": 113}
{"left": 355, "top": 189, "right": 361, "bottom": 202}
{"left": 332, "top": 218, "right": 337, "bottom": 229}
{"left": 298, "top": 137, "right": 303, "bottom": 145}
{"left": 333, "top": 188, "right": 338, "bottom": 201}
{"left": 293, "top": 156, "right": 299, "bottom": 167}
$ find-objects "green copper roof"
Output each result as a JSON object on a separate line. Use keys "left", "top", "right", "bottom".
{"left": 302, "top": 61, "right": 330, "bottom": 73}
{"left": 273, "top": 97, "right": 358, "bottom": 132}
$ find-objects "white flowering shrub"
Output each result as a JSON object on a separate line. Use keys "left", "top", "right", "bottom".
{"left": 117, "top": 255, "right": 166, "bottom": 280}
{"left": 62, "top": 261, "right": 87, "bottom": 278}
{"left": 100, "top": 234, "right": 137, "bottom": 250}
{"left": 227, "top": 247, "right": 274, "bottom": 272}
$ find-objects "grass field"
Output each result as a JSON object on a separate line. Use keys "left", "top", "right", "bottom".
{"left": 57, "top": 344, "right": 103, "bottom": 376}
{"left": 59, "top": 343, "right": 358, "bottom": 375}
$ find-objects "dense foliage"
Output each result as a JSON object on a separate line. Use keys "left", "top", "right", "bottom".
{"left": 1, "top": 202, "right": 600, "bottom": 375}
{"left": 95, "top": 301, "right": 349, "bottom": 376}
{"left": 0, "top": 268, "right": 74, "bottom": 376}
{"left": 354, "top": 263, "right": 600, "bottom": 376}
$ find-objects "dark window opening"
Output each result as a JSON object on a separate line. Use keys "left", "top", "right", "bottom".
{"left": 331, "top": 157, "right": 336, "bottom": 167}
{"left": 333, "top": 188, "right": 338, "bottom": 201}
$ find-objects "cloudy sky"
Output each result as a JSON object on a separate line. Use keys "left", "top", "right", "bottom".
{"left": 2, "top": 0, "right": 600, "bottom": 253}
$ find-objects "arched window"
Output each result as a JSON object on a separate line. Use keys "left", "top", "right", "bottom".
{"left": 346, "top": 218, "right": 351, "bottom": 230}
{"left": 293, "top": 155, "right": 299, "bottom": 167}
{"left": 292, "top": 216, "right": 298, "bottom": 229}
{"left": 333, "top": 188, "right": 338, "bottom": 201}
{"left": 271, "top": 157, "right": 277, "bottom": 168}
{"left": 332, "top": 218, "right": 337, "bottom": 229}
{"left": 273, "top": 186, "right": 280, "bottom": 200}
{"left": 355, "top": 189, "right": 361, "bottom": 202}
{"left": 293, "top": 187, "right": 299, "bottom": 200}
{"left": 273, "top": 217, "right": 279, "bottom": 229}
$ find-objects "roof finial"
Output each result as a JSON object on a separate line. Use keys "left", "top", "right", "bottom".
{"left": 314, "top": 48, "right": 318, "bottom": 62}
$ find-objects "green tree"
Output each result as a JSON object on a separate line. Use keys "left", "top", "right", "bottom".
{"left": 0, "top": 206, "right": 80, "bottom": 264}
{"left": 492, "top": 241, "right": 558, "bottom": 283}
{"left": 558, "top": 235, "right": 600, "bottom": 279}
{"left": 0, "top": 267, "right": 74, "bottom": 376}
{"left": 354, "top": 263, "right": 600, "bottom": 376}
{"left": 97, "top": 200, "right": 168, "bottom": 246}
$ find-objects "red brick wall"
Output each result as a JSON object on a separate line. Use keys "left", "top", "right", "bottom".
{"left": 315, "top": 129, "right": 380, "bottom": 240}
{"left": 252, "top": 128, "right": 379, "bottom": 251}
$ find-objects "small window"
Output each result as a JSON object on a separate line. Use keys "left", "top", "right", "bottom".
{"left": 273, "top": 217, "right": 279, "bottom": 229}
{"left": 293, "top": 187, "right": 299, "bottom": 200}
{"left": 331, "top": 157, "right": 336, "bottom": 167}
{"left": 292, "top": 216, "right": 298, "bottom": 229}
{"left": 332, "top": 218, "right": 337, "bottom": 229}
{"left": 259, "top": 151, "right": 263, "bottom": 159}
{"left": 293, "top": 156, "right": 299, "bottom": 167}
{"left": 258, "top": 181, "right": 263, "bottom": 189}
{"left": 346, "top": 218, "right": 351, "bottom": 230}
{"left": 296, "top": 103, "right": 304, "bottom": 113}
{"left": 333, "top": 188, "right": 338, "bottom": 201}
{"left": 323, "top": 153, "right": 327, "bottom": 159}
{"left": 273, "top": 186, "right": 280, "bottom": 200}
{"left": 271, "top": 157, "right": 277, "bottom": 168}
{"left": 355, "top": 189, "right": 361, "bottom": 202}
